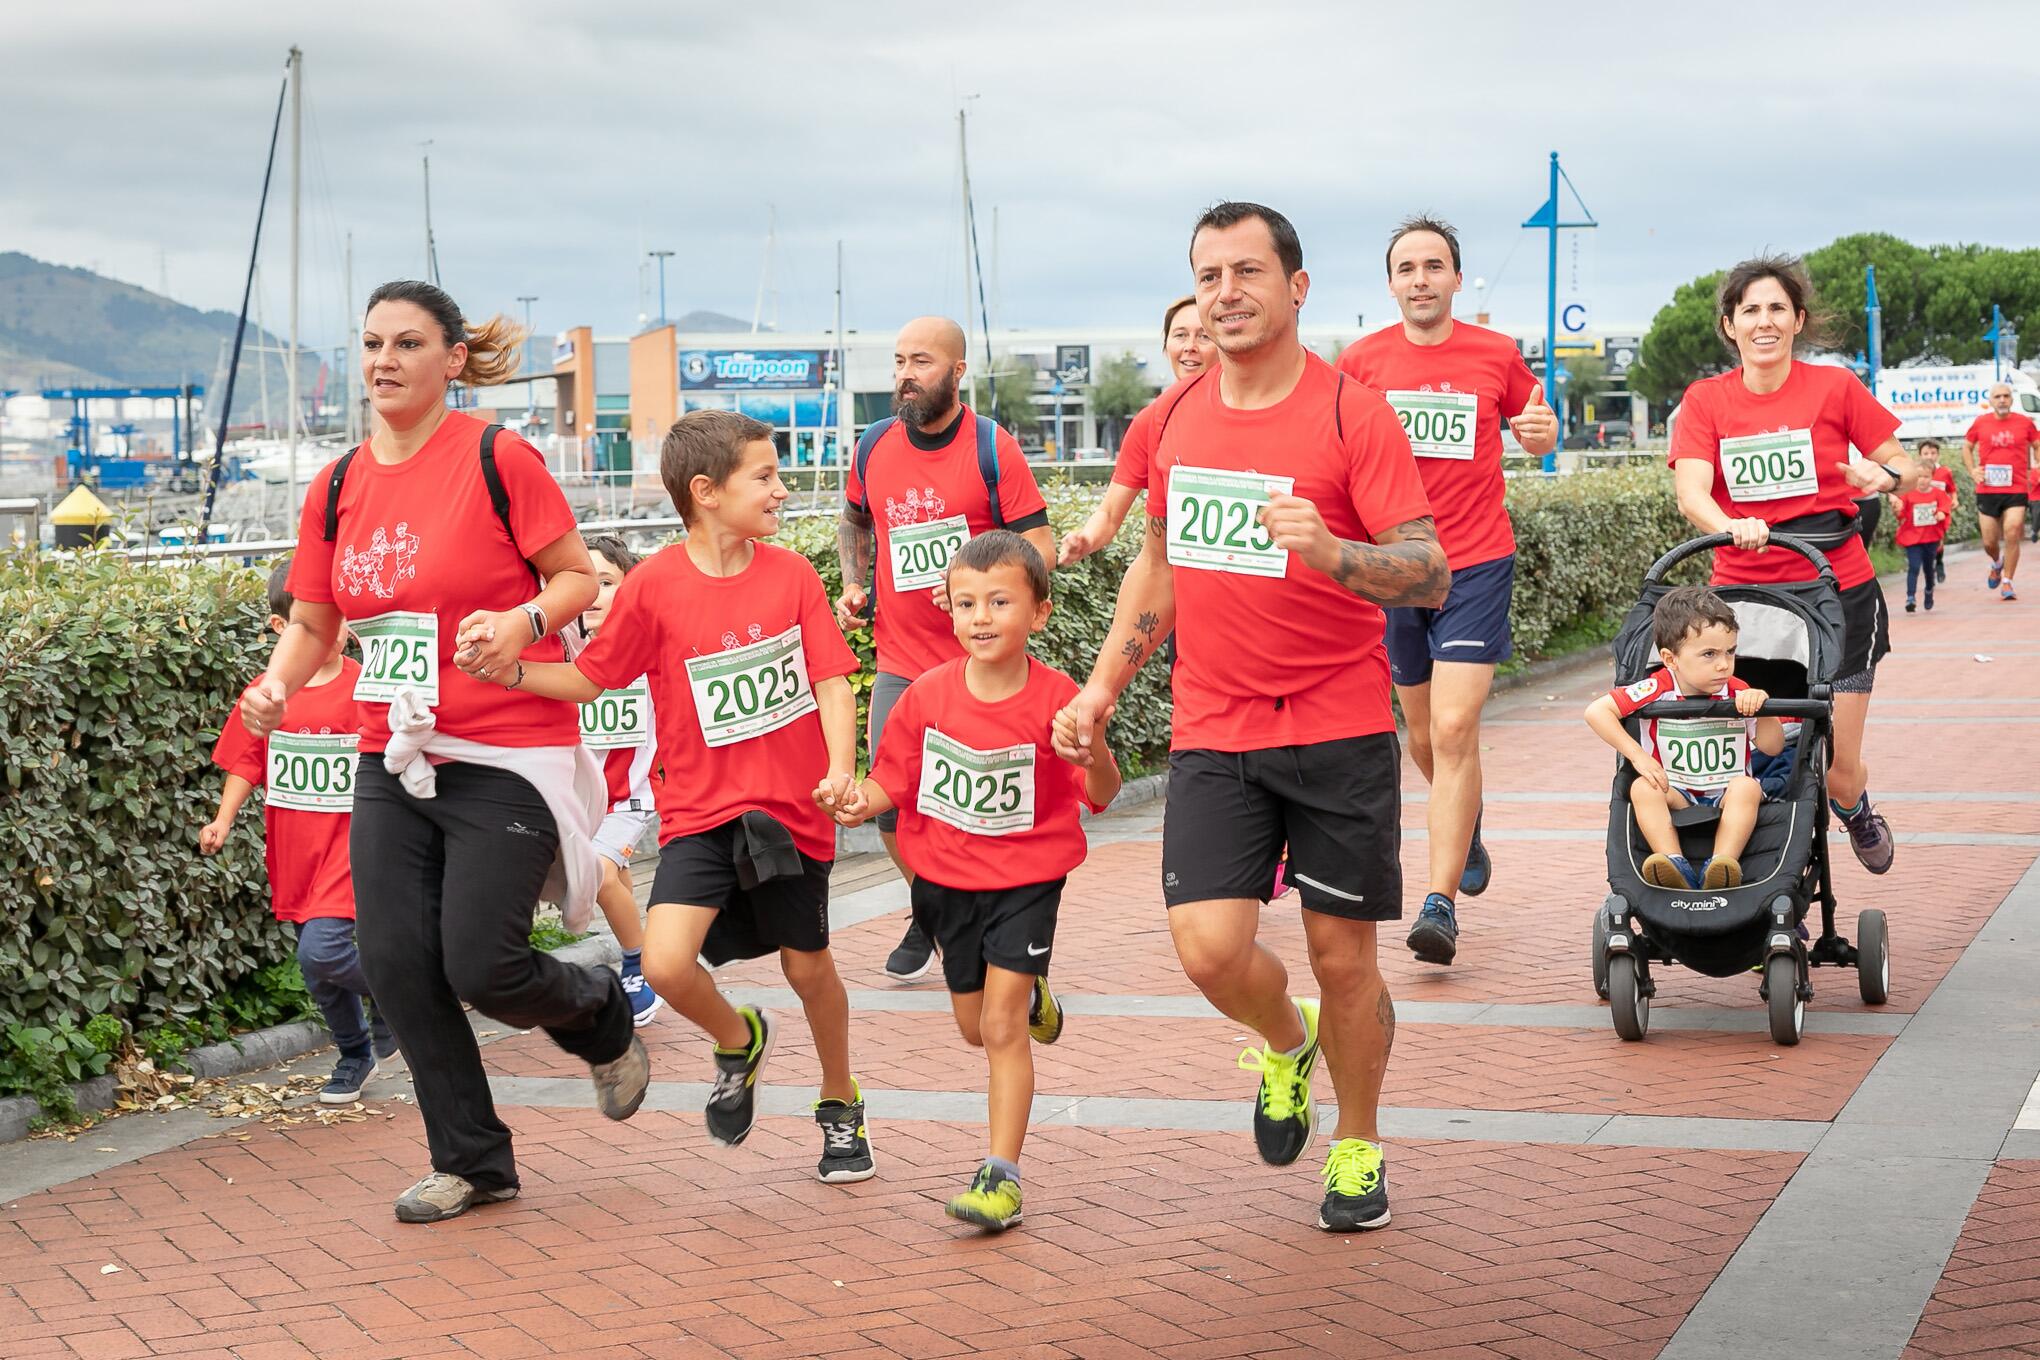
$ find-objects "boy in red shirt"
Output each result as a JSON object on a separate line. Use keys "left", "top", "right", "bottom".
{"left": 1585, "top": 586, "right": 1785, "bottom": 891}
{"left": 1890, "top": 473, "right": 1954, "bottom": 612}
{"left": 575, "top": 534, "right": 666, "bottom": 1027}
{"left": 477, "top": 411, "right": 873, "bottom": 1183}
{"left": 201, "top": 559, "right": 393, "bottom": 1104}
{"left": 829, "top": 532, "right": 1121, "bottom": 1231}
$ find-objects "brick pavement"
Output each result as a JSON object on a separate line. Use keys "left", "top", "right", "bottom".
{"left": 3, "top": 557, "right": 2036, "bottom": 1358}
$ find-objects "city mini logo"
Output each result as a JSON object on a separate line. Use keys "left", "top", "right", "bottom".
{"left": 1667, "top": 895, "right": 1727, "bottom": 912}
{"left": 338, "top": 523, "right": 420, "bottom": 601}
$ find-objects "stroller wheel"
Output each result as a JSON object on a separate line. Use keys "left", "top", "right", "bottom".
{"left": 1856, "top": 910, "right": 1890, "bottom": 1005}
{"left": 1765, "top": 953, "right": 1804, "bottom": 1046}
{"left": 1608, "top": 955, "right": 1648, "bottom": 1041}
{"left": 1592, "top": 910, "right": 1612, "bottom": 1000}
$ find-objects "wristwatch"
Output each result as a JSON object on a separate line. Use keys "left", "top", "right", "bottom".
{"left": 520, "top": 602, "right": 547, "bottom": 643}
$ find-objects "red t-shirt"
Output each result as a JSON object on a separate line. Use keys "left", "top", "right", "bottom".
{"left": 1929, "top": 465, "right": 1957, "bottom": 495}
{"left": 1110, "top": 398, "right": 1161, "bottom": 491}
{"left": 1669, "top": 363, "right": 1901, "bottom": 589}
{"left": 211, "top": 660, "right": 364, "bottom": 923}
{"left": 1965, "top": 412, "right": 2039, "bottom": 494}
{"left": 288, "top": 413, "right": 579, "bottom": 752}
{"left": 844, "top": 406, "right": 1048, "bottom": 680}
{"left": 867, "top": 657, "right": 1106, "bottom": 891}
{"left": 1336, "top": 322, "right": 1537, "bottom": 570}
{"left": 1151, "top": 355, "right": 1434, "bottom": 752}
{"left": 1608, "top": 667, "right": 1757, "bottom": 795}
{"left": 574, "top": 543, "right": 858, "bottom": 860}
{"left": 1894, "top": 487, "right": 1955, "bottom": 547}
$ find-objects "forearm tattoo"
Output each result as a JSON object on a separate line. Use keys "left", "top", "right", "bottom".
{"left": 1329, "top": 517, "right": 1448, "bottom": 608}
{"left": 836, "top": 511, "right": 875, "bottom": 585}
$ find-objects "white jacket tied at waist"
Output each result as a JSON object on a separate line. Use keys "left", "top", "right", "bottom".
{"left": 382, "top": 689, "right": 606, "bottom": 933}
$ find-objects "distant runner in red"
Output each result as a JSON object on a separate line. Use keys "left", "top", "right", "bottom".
{"left": 1915, "top": 439, "right": 1954, "bottom": 586}
{"left": 1055, "top": 202, "right": 1446, "bottom": 1234}
{"left": 1669, "top": 255, "right": 1919, "bottom": 882}
{"left": 1337, "top": 217, "right": 1557, "bottom": 968}
{"left": 835, "top": 317, "right": 1056, "bottom": 984}
{"left": 1963, "top": 382, "right": 2038, "bottom": 599}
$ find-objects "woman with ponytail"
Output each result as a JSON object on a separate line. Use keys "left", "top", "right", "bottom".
{"left": 240, "top": 281, "right": 647, "bottom": 1224}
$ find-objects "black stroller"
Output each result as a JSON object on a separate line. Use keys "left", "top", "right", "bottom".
{"left": 1590, "top": 532, "right": 1891, "bottom": 1045}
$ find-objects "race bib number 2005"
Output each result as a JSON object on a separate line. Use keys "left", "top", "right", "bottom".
{"left": 1658, "top": 717, "right": 1748, "bottom": 792}
{"left": 917, "top": 728, "right": 1036, "bottom": 835}
{"left": 1719, "top": 429, "right": 1818, "bottom": 503}
{"left": 351, "top": 611, "right": 439, "bottom": 706}
{"left": 1386, "top": 390, "right": 1478, "bottom": 460}
{"left": 685, "top": 626, "right": 815, "bottom": 748}
{"left": 580, "top": 679, "right": 651, "bottom": 751}
{"left": 1166, "top": 467, "right": 1295, "bottom": 578}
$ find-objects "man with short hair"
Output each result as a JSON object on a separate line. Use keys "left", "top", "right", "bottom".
{"left": 837, "top": 317, "right": 1056, "bottom": 980}
{"left": 1337, "top": 218, "right": 1557, "bottom": 966}
{"left": 1964, "top": 382, "right": 2037, "bottom": 600}
{"left": 1055, "top": 202, "right": 1446, "bottom": 1232}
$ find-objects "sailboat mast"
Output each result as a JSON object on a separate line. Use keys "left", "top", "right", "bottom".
{"left": 958, "top": 109, "right": 978, "bottom": 410}
{"left": 421, "top": 143, "right": 439, "bottom": 285}
{"left": 286, "top": 45, "right": 301, "bottom": 512}
{"left": 344, "top": 230, "right": 358, "bottom": 444}
{"left": 833, "top": 239, "right": 848, "bottom": 475}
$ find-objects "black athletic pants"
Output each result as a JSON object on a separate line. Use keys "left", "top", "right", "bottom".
{"left": 352, "top": 759, "right": 632, "bottom": 1192}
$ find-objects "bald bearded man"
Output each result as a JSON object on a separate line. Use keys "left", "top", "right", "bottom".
{"left": 836, "top": 317, "right": 1057, "bottom": 981}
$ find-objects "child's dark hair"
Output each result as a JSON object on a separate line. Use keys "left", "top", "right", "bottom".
{"left": 1916, "top": 438, "right": 1941, "bottom": 454}
{"left": 660, "top": 409, "right": 775, "bottom": 523}
{"left": 948, "top": 529, "right": 1050, "bottom": 602}
{"left": 266, "top": 557, "right": 295, "bottom": 620}
{"left": 583, "top": 532, "right": 639, "bottom": 575}
{"left": 1652, "top": 584, "right": 1738, "bottom": 653}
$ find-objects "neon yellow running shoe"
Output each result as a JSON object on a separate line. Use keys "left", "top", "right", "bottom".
{"left": 1236, "top": 997, "right": 1319, "bottom": 1166}
{"left": 1318, "top": 1137, "right": 1391, "bottom": 1232}
{"left": 945, "top": 1161, "right": 1023, "bottom": 1231}
{"left": 1028, "top": 976, "right": 1064, "bottom": 1045}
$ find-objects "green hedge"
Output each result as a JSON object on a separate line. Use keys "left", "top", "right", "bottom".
{"left": 0, "top": 552, "right": 288, "bottom": 1040}
{"left": 0, "top": 465, "right": 1913, "bottom": 1042}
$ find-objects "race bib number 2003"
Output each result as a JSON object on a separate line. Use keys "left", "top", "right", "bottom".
{"left": 267, "top": 731, "right": 358, "bottom": 813}
{"left": 1166, "top": 466, "right": 1295, "bottom": 578}
{"left": 889, "top": 514, "right": 971, "bottom": 592}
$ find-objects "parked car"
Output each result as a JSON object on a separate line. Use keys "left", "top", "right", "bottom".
{"left": 1563, "top": 419, "right": 1635, "bottom": 450}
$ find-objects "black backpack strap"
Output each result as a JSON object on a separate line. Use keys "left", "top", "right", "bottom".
{"left": 322, "top": 446, "right": 362, "bottom": 542}
{"left": 851, "top": 416, "right": 898, "bottom": 509}
{"left": 1334, "top": 371, "right": 1346, "bottom": 442}
{"left": 477, "top": 422, "right": 542, "bottom": 588}
{"left": 974, "top": 413, "right": 1005, "bottom": 529}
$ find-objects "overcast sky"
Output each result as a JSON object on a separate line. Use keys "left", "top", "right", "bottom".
{"left": 7, "top": 1, "right": 2034, "bottom": 360}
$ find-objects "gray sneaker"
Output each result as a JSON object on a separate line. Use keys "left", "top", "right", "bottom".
{"left": 393, "top": 1172, "right": 518, "bottom": 1224}
{"left": 591, "top": 1034, "right": 651, "bottom": 1121}
{"left": 1838, "top": 797, "right": 1895, "bottom": 875}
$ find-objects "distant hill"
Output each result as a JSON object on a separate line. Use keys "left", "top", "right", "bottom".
{"left": 0, "top": 251, "right": 301, "bottom": 396}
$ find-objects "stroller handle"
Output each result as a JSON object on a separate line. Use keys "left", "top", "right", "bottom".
{"left": 1642, "top": 532, "right": 1838, "bottom": 587}
{"left": 1633, "top": 697, "right": 1831, "bottom": 721}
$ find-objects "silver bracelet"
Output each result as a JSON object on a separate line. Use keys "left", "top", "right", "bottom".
{"left": 521, "top": 602, "right": 547, "bottom": 642}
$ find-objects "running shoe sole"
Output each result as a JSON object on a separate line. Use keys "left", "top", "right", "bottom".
{"left": 946, "top": 1201, "right": 1022, "bottom": 1230}
{"left": 630, "top": 994, "right": 665, "bottom": 1028}
{"left": 1317, "top": 1203, "right": 1392, "bottom": 1232}
{"left": 1406, "top": 917, "right": 1457, "bottom": 966}
{"left": 884, "top": 955, "right": 935, "bottom": 983}
{"left": 394, "top": 1184, "right": 518, "bottom": 1224}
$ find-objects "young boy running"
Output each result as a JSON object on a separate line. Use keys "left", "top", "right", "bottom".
{"left": 827, "top": 531, "right": 1120, "bottom": 1231}
{"left": 576, "top": 533, "right": 666, "bottom": 1026}
{"left": 1891, "top": 474, "right": 1954, "bottom": 613}
{"left": 1585, "top": 585, "right": 1785, "bottom": 891}
{"left": 474, "top": 411, "right": 872, "bottom": 1181}
{"left": 202, "top": 558, "right": 395, "bottom": 1103}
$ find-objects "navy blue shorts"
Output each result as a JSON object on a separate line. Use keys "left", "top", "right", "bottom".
{"left": 1385, "top": 552, "right": 1515, "bottom": 686}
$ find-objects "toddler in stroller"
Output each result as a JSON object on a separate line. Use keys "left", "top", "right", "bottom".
{"left": 1585, "top": 585, "right": 1785, "bottom": 891}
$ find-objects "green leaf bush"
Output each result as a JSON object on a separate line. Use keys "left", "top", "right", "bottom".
{"left": 2, "top": 466, "right": 1864, "bottom": 1058}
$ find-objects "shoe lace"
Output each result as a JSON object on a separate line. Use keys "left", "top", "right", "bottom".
{"left": 1323, "top": 1140, "right": 1383, "bottom": 1197}
{"left": 1237, "top": 1045, "right": 1301, "bottom": 1123}
{"left": 710, "top": 1066, "right": 748, "bottom": 1104}
{"left": 821, "top": 1117, "right": 860, "bottom": 1153}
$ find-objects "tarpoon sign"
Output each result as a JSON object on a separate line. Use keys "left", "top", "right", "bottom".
{"left": 680, "top": 349, "right": 833, "bottom": 391}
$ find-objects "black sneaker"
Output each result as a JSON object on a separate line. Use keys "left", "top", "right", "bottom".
{"left": 1905, "top": 598, "right": 1916, "bottom": 613}
{"left": 368, "top": 1006, "right": 400, "bottom": 1062}
{"left": 320, "top": 1052, "right": 377, "bottom": 1105}
{"left": 884, "top": 920, "right": 936, "bottom": 982}
{"left": 1318, "top": 1138, "right": 1391, "bottom": 1232}
{"left": 1457, "top": 814, "right": 1491, "bottom": 897}
{"left": 814, "top": 1083, "right": 875, "bottom": 1183}
{"left": 1236, "top": 998, "right": 1319, "bottom": 1166}
{"left": 1935, "top": 556, "right": 1946, "bottom": 584}
{"left": 705, "top": 1007, "right": 775, "bottom": 1146}
{"left": 1406, "top": 893, "right": 1459, "bottom": 965}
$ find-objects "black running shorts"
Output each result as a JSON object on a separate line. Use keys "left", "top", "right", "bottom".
{"left": 910, "top": 876, "right": 1065, "bottom": 992}
{"left": 651, "top": 818, "right": 832, "bottom": 965}
{"left": 1836, "top": 574, "right": 1892, "bottom": 682}
{"left": 1977, "top": 492, "right": 2030, "bottom": 520}
{"left": 1163, "top": 732, "right": 1402, "bottom": 921}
